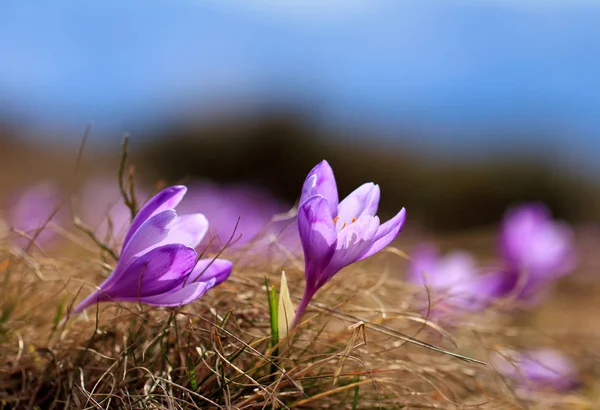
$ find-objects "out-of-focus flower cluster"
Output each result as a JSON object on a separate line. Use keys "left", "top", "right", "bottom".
{"left": 3, "top": 177, "right": 294, "bottom": 253}
{"left": 2, "top": 182, "right": 64, "bottom": 251}
{"left": 492, "top": 348, "right": 578, "bottom": 394}
{"left": 407, "top": 203, "right": 580, "bottom": 392}
{"left": 409, "top": 203, "right": 577, "bottom": 315}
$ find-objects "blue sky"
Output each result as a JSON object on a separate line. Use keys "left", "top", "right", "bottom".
{"left": 1, "top": 1, "right": 599, "bottom": 169}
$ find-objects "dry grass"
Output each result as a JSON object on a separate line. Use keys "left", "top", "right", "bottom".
{"left": 0, "top": 232, "right": 598, "bottom": 410}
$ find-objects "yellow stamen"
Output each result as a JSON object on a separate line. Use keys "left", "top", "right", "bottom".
{"left": 341, "top": 222, "right": 347, "bottom": 230}
{"left": 333, "top": 216, "right": 340, "bottom": 225}
{"left": 351, "top": 217, "right": 357, "bottom": 223}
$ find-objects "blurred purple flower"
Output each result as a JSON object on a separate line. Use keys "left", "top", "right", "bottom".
{"left": 6, "top": 182, "right": 63, "bottom": 250}
{"left": 71, "top": 186, "right": 232, "bottom": 315}
{"left": 498, "top": 203, "right": 577, "bottom": 301}
{"left": 408, "top": 245, "right": 510, "bottom": 315}
{"left": 493, "top": 348, "right": 578, "bottom": 392}
{"left": 294, "top": 160, "right": 406, "bottom": 327}
{"left": 177, "top": 181, "right": 293, "bottom": 251}
{"left": 78, "top": 177, "right": 149, "bottom": 247}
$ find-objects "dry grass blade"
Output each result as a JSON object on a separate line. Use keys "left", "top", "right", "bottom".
{"left": 289, "top": 379, "right": 374, "bottom": 408}
{"left": 0, "top": 207, "right": 596, "bottom": 409}
{"left": 333, "top": 321, "right": 367, "bottom": 386}
{"left": 312, "top": 301, "right": 486, "bottom": 365}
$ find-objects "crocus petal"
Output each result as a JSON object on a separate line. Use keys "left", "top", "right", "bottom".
{"left": 407, "top": 244, "right": 507, "bottom": 314}
{"left": 120, "top": 211, "right": 209, "bottom": 268}
{"left": 408, "top": 245, "right": 439, "bottom": 286}
{"left": 434, "top": 252, "right": 478, "bottom": 288}
{"left": 187, "top": 258, "right": 233, "bottom": 286}
{"left": 493, "top": 348, "right": 578, "bottom": 392}
{"left": 500, "top": 203, "right": 550, "bottom": 263}
{"left": 119, "top": 210, "right": 178, "bottom": 269}
{"left": 70, "top": 288, "right": 113, "bottom": 315}
{"left": 107, "top": 210, "right": 199, "bottom": 288}
{"left": 298, "top": 195, "right": 337, "bottom": 288}
{"left": 509, "top": 268, "right": 555, "bottom": 306}
{"left": 158, "top": 213, "right": 208, "bottom": 250}
{"left": 449, "top": 269, "right": 515, "bottom": 312}
{"left": 410, "top": 246, "right": 479, "bottom": 290}
{"left": 108, "top": 244, "right": 198, "bottom": 298}
{"left": 300, "top": 160, "right": 339, "bottom": 214}
{"left": 499, "top": 203, "right": 574, "bottom": 277}
{"left": 123, "top": 186, "right": 187, "bottom": 247}
{"left": 142, "top": 278, "right": 217, "bottom": 307}
{"left": 336, "top": 183, "right": 380, "bottom": 223}
{"left": 519, "top": 349, "right": 578, "bottom": 391}
{"left": 472, "top": 269, "right": 518, "bottom": 301}
{"left": 524, "top": 221, "right": 575, "bottom": 279}
{"left": 321, "top": 215, "right": 380, "bottom": 284}
{"left": 359, "top": 208, "right": 406, "bottom": 260}
{"left": 498, "top": 203, "right": 577, "bottom": 302}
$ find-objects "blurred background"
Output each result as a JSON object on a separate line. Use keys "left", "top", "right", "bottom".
{"left": 1, "top": 0, "right": 600, "bottom": 232}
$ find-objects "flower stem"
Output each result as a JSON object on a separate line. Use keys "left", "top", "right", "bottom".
{"left": 293, "top": 288, "right": 316, "bottom": 329}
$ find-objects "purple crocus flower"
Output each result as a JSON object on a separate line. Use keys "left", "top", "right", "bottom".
{"left": 498, "top": 203, "right": 576, "bottom": 302}
{"left": 177, "top": 182, "right": 292, "bottom": 251}
{"left": 6, "top": 182, "right": 63, "bottom": 250}
{"left": 294, "top": 160, "right": 406, "bottom": 327}
{"left": 408, "top": 245, "right": 510, "bottom": 315}
{"left": 493, "top": 348, "right": 578, "bottom": 392}
{"left": 71, "top": 185, "right": 232, "bottom": 315}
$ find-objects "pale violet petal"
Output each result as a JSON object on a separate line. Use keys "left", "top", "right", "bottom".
{"left": 123, "top": 186, "right": 187, "bottom": 247}
{"left": 70, "top": 288, "right": 112, "bottom": 315}
{"left": 298, "top": 195, "right": 337, "bottom": 290}
{"left": 120, "top": 212, "right": 208, "bottom": 268}
{"left": 359, "top": 208, "right": 406, "bottom": 260}
{"left": 408, "top": 245, "right": 442, "bottom": 286}
{"left": 187, "top": 258, "right": 232, "bottom": 286}
{"left": 119, "top": 210, "right": 178, "bottom": 267}
{"left": 300, "top": 161, "right": 339, "bottom": 214}
{"left": 321, "top": 215, "right": 379, "bottom": 284}
{"left": 146, "top": 213, "right": 208, "bottom": 252}
{"left": 142, "top": 278, "right": 217, "bottom": 307}
{"left": 336, "top": 183, "right": 380, "bottom": 224}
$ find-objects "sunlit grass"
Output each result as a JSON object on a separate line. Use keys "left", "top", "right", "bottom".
{"left": 0, "top": 233, "right": 596, "bottom": 409}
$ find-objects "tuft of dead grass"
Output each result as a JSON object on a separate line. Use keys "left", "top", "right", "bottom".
{"left": 0, "top": 235, "right": 598, "bottom": 410}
